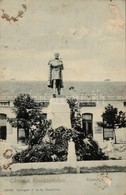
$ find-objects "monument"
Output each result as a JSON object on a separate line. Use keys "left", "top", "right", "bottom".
{"left": 47, "top": 53, "right": 71, "bottom": 129}
{"left": 48, "top": 52, "right": 64, "bottom": 97}
{"left": 47, "top": 53, "right": 76, "bottom": 162}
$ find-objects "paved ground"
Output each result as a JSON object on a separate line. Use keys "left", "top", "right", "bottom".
{"left": 0, "top": 173, "right": 126, "bottom": 195}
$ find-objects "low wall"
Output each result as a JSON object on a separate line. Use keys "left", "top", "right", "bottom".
{"left": 1, "top": 160, "right": 126, "bottom": 176}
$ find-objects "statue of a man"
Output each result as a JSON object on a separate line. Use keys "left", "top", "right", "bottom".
{"left": 48, "top": 53, "right": 64, "bottom": 97}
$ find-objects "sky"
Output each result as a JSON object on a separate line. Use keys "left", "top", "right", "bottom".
{"left": 0, "top": 0, "right": 125, "bottom": 81}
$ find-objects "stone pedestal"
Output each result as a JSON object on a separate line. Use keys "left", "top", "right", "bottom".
{"left": 67, "top": 139, "right": 77, "bottom": 162}
{"left": 47, "top": 98, "right": 71, "bottom": 129}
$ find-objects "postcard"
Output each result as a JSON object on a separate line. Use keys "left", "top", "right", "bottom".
{"left": 0, "top": 0, "right": 126, "bottom": 195}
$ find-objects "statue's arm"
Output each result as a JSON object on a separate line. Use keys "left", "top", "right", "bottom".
{"left": 61, "top": 61, "right": 64, "bottom": 70}
{"left": 48, "top": 60, "right": 53, "bottom": 69}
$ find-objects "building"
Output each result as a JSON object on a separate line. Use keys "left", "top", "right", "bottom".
{"left": 0, "top": 95, "right": 126, "bottom": 146}
{"left": 0, "top": 82, "right": 126, "bottom": 144}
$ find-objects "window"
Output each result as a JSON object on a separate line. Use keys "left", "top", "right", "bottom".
{"left": 82, "top": 113, "right": 93, "bottom": 136}
{"left": 17, "top": 128, "right": 26, "bottom": 144}
{"left": 0, "top": 114, "right": 7, "bottom": 140}
{"left": 103, "top": 128, "right": 114, "bottom": 140}
{"left": 124, "top": 102, "right": 126, "bottom": 106}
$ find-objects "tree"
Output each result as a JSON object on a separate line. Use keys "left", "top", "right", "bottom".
{"left": 8, "top": 94, "right": 45, "bottom": 143}
{"left": 13, "top": 126, "right": 71, "bottom": 163}
{"left": 67, "top": 98, "right": 82, "bottom": 131}
{"left": 97, "top": 104, "right": 126, "bottom": 129}
{"left": 13, "top": 125, "right": 108, "bottom": 163}
{"left": 67, "top": 98, "right": 108, "bottom": 160}
{"left": 12, "top": 96, "right": 108, "bottom": 162}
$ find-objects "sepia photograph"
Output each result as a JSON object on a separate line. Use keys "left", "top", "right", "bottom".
{"left": 0, "top": 0, "right": 126, "bottom": 194}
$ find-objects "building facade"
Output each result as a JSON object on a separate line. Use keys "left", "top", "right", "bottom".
{"left": 0, "top": 97, "right": 126, "bottom": 146}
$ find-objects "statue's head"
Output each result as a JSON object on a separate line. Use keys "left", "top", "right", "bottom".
{"left": 54, "top": 52, "right": 59, "bottom": 59}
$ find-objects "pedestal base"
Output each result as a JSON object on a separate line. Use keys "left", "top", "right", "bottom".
{"left": 67, "top": 140, "right": 77, "bottom": 162}
{"left": 47, "top": 98, "right": 71, "bottom": 129}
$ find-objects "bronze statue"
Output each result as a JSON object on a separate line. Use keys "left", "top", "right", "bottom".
{"left": 48, "top": 53, "right": 64, "bottom": 97}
